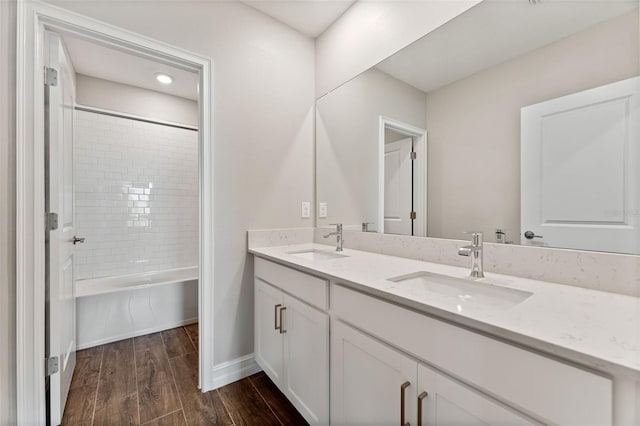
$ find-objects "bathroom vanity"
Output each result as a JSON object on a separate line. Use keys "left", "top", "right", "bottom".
{"left": 250, "top": 242, "right": 639, "bottom": 426}
{"left": 250, "top": 1, "right": 640, "bottom": 424}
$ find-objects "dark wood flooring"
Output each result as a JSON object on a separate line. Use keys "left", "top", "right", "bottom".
{"left": 62, "top": 324, "right": 308, "bottom": 425}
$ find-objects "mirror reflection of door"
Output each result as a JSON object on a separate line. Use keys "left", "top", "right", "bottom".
{"left": 521, "top": 76, "right": 640, "bottom": 254}
{"left": 384, "top": 132, "right": 414, "bottom": 236}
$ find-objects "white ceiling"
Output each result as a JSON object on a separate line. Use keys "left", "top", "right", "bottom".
{"left": 376, "top": 0, "right": 638, "bottom": 94}
{"left": 62, "top": 34, "right": 199, "bottom": 100}
{"left": 241, "top": 0, "right": 356, "bottom": 38}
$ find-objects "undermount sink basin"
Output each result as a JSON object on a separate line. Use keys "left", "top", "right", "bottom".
{"left": 287, "top": 249, "right": 348, "bottom": 261}
{"left": 388, "top": 271, "right": 532, "bottom": 312}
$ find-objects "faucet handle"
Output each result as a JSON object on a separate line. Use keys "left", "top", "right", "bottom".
{"left": 463, "top": 231, "right": 483, "bottom": 245}
{"left": 329, "top": 223, "right": 343, "bottom": 231}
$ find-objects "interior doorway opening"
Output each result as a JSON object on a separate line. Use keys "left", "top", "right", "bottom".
{"left": 16, "top": 3, "right": 213, "bottom": 424}
{"left": 378, "top": 116, "right": 427, "bottom": 237}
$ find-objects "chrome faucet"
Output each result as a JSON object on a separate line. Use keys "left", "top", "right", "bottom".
{"left": 458, "top": 232, "right": 484, "bottom": 278}
{"left": 323, "top": 223, "right": 344, "bottom": 252}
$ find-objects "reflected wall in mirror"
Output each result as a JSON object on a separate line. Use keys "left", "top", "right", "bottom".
{"left": 316, "top": 0, "right": 640, "bottom": 255}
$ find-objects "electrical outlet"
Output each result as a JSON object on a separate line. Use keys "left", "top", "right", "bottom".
{"left": 301, "top": 202, "right": 311, "bottom": 218}
{"left": 319, "top": 202, "right": 328, "bottom": 218}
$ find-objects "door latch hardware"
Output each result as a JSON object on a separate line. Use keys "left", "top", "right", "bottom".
{"left": 524, "top": 230, "right": 543, "bottom": 240}
{"left": 47, "top": 356, "right": 59, "bottom": 376}
{"left": 46, "top": 212, "right": 58, "bottom": 231}
{"left": 410, "top": 211, "right": 417, "bottom": 220}
{"left": 45, "top": 67, "right": 58, "bottom": 87}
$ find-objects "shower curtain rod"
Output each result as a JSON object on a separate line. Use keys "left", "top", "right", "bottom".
{"left": 74, "top": 105, "right": 199, "bottom": 131}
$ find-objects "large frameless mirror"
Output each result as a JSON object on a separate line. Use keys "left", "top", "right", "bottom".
{"left": 316, "top": 0, "right": 640, "bottom": 255}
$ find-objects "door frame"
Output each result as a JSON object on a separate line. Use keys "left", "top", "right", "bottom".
{"left": 378, "top": 116, "right": 428, "bottom": 236}
{"left": 16, "top": 1, "right": 214, "bottom": 423}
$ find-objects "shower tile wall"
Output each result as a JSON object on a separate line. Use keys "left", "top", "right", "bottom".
{"left": 74, "top": 110, "right": 198, "bottom": 279}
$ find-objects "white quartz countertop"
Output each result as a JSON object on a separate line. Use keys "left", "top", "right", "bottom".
{"left": 250, "top": 243, "right": 640, "bottom": 379}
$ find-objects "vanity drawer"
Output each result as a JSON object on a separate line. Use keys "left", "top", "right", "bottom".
{"left": 255, "top": 257, "right": 328, "bottom": 310}
{"left": 331, "top": 283, "right": 612, "bottom": 426}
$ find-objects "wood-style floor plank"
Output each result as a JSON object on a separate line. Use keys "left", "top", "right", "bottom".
{"left": 61, "top": 383, "right": 97, "bottom": 425}
{"left": 135, "top": 335, "right": 182, "bottom": 423}
{"left": 70, "top": 345, "right": 104, "bottom": 390}
{"left": 162, "top": 327, "right": 196, "bottom": 358}
{"left": 170, "top": 352, "right": 233, "bottom": 425}
{"left": 218, "top": 377, "right": 281, "bottom": 426}
{"left": 142, "top": 410, "right": 186, "bottom": 426}
{"left": 94, "top": 392, "right": 139, "bottom": 426}
{"left": 249, "top": 372, "right": 309, "bottom": 425}
{"left": 135, "top": 332, "right": 164, "bottom": 349}
{"left": 62, "top": 325, "right": 308, "bottom": 426}
{"left": 93, "top": 339, "right": 138, "bottom": 425}
{"left": 184, "top": 323, "right": 199, "bottom": 350}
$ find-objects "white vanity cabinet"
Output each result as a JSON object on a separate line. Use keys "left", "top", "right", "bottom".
{"left": 331, "top": 283, "right": 613, "bottom": 426}
{"left": 331, "top": 320, "right": 535, "bottom": 426}
{"left": 254, "top": 258, "right": 329, "bottom": 425}
{"left": 331, "top": 320, "right": 417, "bottom": 425}
{"left": 253, "top": 255, "right": 615, "bottom": 426}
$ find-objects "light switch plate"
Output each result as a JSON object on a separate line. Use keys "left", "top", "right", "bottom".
{"left": 301, "top": 202, "right": 311, "bottom": 218}
{"left": 319, "top": 202, "right": 328, "bottom": 218}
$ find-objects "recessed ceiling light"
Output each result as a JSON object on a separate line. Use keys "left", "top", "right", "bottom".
{"left": 155, "top": 73, "right": 174, "bottom": 85}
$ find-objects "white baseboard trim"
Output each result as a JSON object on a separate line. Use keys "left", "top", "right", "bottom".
{"left": 76, "top": 317, "right": 198, "bottom": 350}
{"left": 210, "top": 354, "right": 262, "bottom": 390}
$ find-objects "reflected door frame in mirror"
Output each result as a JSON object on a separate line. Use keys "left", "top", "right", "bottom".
{"left": 378, "top": 116, "right": 428, "bottom": 236}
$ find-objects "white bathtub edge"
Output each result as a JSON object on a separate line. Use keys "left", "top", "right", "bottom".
{"left": 76, "top": 316, "right": 198, "bottom": 350}
{"left": 75, "top": 266, "right": 199, "bottom": 298}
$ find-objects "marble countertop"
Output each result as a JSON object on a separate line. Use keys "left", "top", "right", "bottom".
{"left": 250, "top": 243, "right": 640, "bottom": 380}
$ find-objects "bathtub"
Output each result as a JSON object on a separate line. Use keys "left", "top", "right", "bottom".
{"left": 75, "top": 266, "right": 198, "bottom": 349}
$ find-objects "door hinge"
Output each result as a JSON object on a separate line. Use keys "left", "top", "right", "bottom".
{"left": 410, "top": 151, "right": 417, "bottom": 160}
{"left": 410, "top": 211, "right": 417, "bottom": 220}
{"left": 45, "top": 67, "right": 58, "bottom": 87}
{"left": 46, "top": 212, "right": 58, "bottom": 231}
{"left": 47, "top": 356, "right": 59, "bottom": 376}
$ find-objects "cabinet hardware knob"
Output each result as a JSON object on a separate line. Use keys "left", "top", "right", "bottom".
{"left": 274, "top": 304, "right": 282, "bottom": 331}
{"left": 72, "top": 236, "right": 86, "bottom": 245}
{"left": 400, "top": 381, "right": 411, "bottom": 426}
{"left": 279, "top": 306, "right": 287, "bottom": 334}
{"left": 417, "top": 391, "right": 428, "bottom": 426}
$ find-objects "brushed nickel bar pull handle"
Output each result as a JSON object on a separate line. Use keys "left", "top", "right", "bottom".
{"left": 417, "top": 391, "right": 428, "bottom": 426}
{"left": 279, "top": 306, "right": 287, "bottom": 334}
{"left": 274, "top": 304, "right": 282, "bottom": 330}
{"left": 401, "top": 381, "right": 410, "bottom": 426}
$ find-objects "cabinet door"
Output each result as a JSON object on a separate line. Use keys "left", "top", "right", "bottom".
{"left": 331, "top": 320, "right": 416, "bottom": 425}
{"left": 255, "top": 278, "right": 284, "bottom": 384}
{"left": 417, "top": 363, "right": 536, "bottom": 426}
{"left": 282, "top": 294, "right": 329, "bottom": 425}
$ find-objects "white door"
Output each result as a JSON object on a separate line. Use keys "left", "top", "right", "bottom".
{"left": 331, "top": 320, "right": 417, "bottom": 425}
{"left": 254, "top": 278, "right": 284, "bottom": 383}
{"left": 45, "top": 31, "right": 77, "bottom": 425}
{"left": 282, "top": 294, "right": 329, "bottom": 425}
{"left": 417, "top": 363, "right": 535, "bottom": 426}
{"left": 384, "top": 138, "right": 414, "bottom": 235}
{"left": 521, "top": 76, "right": 640, "bottom": 254}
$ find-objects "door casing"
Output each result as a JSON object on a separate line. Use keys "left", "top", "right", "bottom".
{"left": 15, "top": 2, "right": 214, "bottom": 423}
